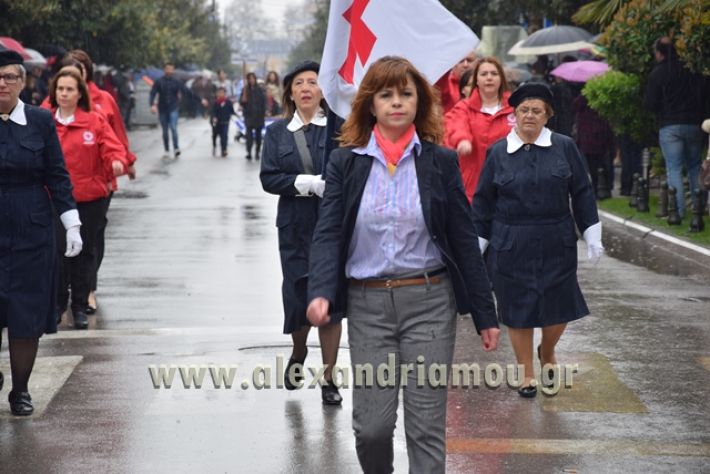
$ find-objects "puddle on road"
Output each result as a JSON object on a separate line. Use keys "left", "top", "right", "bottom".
{"left": 604, "top": 232, "right": 709, "bottom": 279}
{"left": 114, "top": 190, "right": 149, "bottom": 199}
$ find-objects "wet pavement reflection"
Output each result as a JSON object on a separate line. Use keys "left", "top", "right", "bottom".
{"left": 1, "top": 119, "right": 708, "bottom": 473}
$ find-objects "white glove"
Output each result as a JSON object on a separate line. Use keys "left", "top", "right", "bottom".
{"left": 294, "top": 174, "right": 323, "bottom": 197}
{"left": 65, "top": 226, "right": 83, "bottom": 257}
{"left": 478, "top": 236, "right": 489, "bottom": 255}
{"left": 311, "top": 175, "right": 325, "bottom": 198}
{"left": 294, "top": 174, "right": 316, "bottom": 196}
{"left": 582, "top": 222, "right": 603, "bottom": 264}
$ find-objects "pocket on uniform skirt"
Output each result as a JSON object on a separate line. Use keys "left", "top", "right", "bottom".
{"left": 14, "top": 210, "right": 53, "bottom": 250}
{"left": 489, "top": 226, "right": 516, "bottom": 279}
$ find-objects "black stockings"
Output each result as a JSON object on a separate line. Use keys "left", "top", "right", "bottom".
{"left": 0, "top": 333, "right": 39, "bottom": 393}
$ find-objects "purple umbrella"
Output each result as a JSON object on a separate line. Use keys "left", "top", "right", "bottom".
{"left": 550, "top": 60, "right": 609, "bottom": 82}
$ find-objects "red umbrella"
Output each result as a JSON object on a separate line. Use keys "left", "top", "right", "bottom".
{"left": 0, "top": 37, "right": 33, "bottom": 60}
{"left": 550, "top": 60, "right": 609, "bottom": 82}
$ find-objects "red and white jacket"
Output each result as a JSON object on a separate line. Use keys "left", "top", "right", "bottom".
{"left": 53, "top": 108, "right": 128, "bottom": 203}
{"left": 445, "top": 89, "right": 515, "bottom": 202}
{"left": 43, "top": 81, "right": 136, "bottom": 189}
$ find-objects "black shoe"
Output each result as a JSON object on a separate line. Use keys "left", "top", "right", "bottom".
{"left": 85, "top": 305, "right": 96, "bottom": 315}
{"left": 245, "top": 154, "right": 252, "bottom": 160}
{"left": 0, "top": 371, "right": 3, "bottom": 392}
{"left": 517, "top": 381, "right": 537, "bottom": 398}
{"left": 538, "top": 345, "right": 555, "bottom": 387}
{"left": 284, "top": 350, "right": 307, "bottom": 391}
{"left": 321, "top": 381, "right": 343, "bottom": 406}
{"left": 73, "top": 310, "right": 89, "bottom": 330}
{"left": 9, "top": 391, "right": 33, "bottom": 416}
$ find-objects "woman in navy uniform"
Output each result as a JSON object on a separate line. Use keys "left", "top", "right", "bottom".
{"left": 472, "top": 82, "right": 603, "bottom": 397}
{"left": 259, "top": 61, "right": 343, "bottom": 405}
{"left": 0, "top": 51, "right": 82, "bottom": 415}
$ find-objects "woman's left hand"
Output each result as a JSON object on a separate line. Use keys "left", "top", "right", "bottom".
{"left": 479, "top": 327, "right": 500, "bottom": 351}
{"left": 306, "top": 297, "right": 330, "bottom": 326}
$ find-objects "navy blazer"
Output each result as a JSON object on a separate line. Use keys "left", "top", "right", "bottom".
{"left": 308, "top": 141, "right": 498, "bottom": 333}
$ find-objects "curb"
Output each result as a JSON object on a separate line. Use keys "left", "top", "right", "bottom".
{"left": 599, "top": 210, "right": 710, "bottom": 280}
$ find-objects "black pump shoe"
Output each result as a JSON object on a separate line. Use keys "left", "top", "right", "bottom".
{"left": 9, "top": 391, "right": 34, "bottom": 416}
{"left": 537, "top": 345, "right": 556, "bottom": 387}
{"left": 0, "top": 370, "right": 3, "bottom": 392}
{"left": 284, "top": 350, "right": 307, "bottom": 391}
{"left": 73, "top": 310, "right": 89, "bottom": 330}
{"left": 517, "top": 381, "right": 537, "bottom": 398}
{"left": 321, "top": 381, "right": 343, "bottom": 406}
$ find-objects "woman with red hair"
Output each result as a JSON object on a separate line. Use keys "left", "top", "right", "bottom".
{"left": 307, "top": 56, "right": 499, "bottom": 473}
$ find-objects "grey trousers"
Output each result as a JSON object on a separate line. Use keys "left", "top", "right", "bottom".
{"left": 347, "top": 275, "right": 457, "bottom": 474}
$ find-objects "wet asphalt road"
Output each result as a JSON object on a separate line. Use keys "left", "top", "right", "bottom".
{"left": 1, "top": 118, "right": 709, "bottom": 473}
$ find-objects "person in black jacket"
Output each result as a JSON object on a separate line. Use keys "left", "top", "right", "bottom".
{"left": 0, "top": 51, "right": 83, "bottom": 416}
{"left": 644, "top": 37, "right": 708, "bottom": 217}
{"left": 149, "top": 63, "right": 205, "bottom": 158}
{"left": 306, "top": 56, "right": 500, "bottom": 473}
{"left": 239, "top": 72, "right": 267, "bottom": 160}
{"left": 260, "top": 61, "right": 343, "bottom": 406}
{"left": 210, "top": 87, "right": 236, "bottom": 157}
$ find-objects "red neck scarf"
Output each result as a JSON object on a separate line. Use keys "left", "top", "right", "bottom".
{"left": 374, "top": 124, "right": 416, "bottom": 175}
{"left": 215, "top": 97, "right": 227, "bottom": 105}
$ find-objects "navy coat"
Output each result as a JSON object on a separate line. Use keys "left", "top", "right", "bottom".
{"left": 472, "top": 132, "right": 599, "bottom": 328}
{"left": 0, "top": 104, "right": 76, "bottom": 337}
{"left": 307, "top": 142, "right": 498, "bottom": 334}
{"left": 260, "top": 118, "right": 328, "bottom": 334}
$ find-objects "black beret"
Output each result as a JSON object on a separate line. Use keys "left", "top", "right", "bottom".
{"left": 283, "top": 60, "right": 320, "bottom": 88}
{"left": 509, "top": 82, "right": 554, "bottom": 109}
{"left": 0, "top": 50, "right": 24, "bottom": 68}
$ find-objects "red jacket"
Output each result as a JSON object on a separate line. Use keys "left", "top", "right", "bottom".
{"left": 54, "top": 108, "right": 128, "bottom": 203}
{"left": 88, "top": 82, "right": 136, "bottom": 166}
{"left": 445, "top": 89, "right": 515, "bottom": 202}
{"left": 435, "top": 70, "right": 460, "bottom": 114}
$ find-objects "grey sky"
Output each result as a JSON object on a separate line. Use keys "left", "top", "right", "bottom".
{"left": 216, "top": 0, "right": 289, "bottom": 22}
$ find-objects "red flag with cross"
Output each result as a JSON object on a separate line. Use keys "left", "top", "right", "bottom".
{"left": 319, "top": 0, "right": 480, "bottom": 119}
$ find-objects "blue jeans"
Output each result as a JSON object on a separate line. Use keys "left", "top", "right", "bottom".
{"left": 215, "top": 123, "right": 229, "bottom": 153}
{"left": 658, "top": 124, "right": 704, "bottom": 217}
{"left": 158, "top": 109, "right": 179, "bottom": 152}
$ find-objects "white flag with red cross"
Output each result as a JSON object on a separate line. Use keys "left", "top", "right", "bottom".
{"left": 318, "top": 0, "right": 479, "bottom": 119}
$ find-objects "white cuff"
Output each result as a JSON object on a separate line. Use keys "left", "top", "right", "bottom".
{"left": 294, "top": 174, "right": 315, "bottom": 196}
{"left": 478, "top": 236, "right": 489, "bottom": 255}
{"left": 60, "top": 209, "right": 81, "bottom": 230}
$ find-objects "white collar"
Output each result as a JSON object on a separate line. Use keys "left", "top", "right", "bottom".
{"left": 287, "top": 108, "right": 327, "bottom": 132}
{"left": 54, "top": 108, "right": 75, "bottom": 126}
{"left": 506, "top": 127, "right": 552, "bottom": 153}
{"left": 5, "top": 99, "right": 27, "bottom": 126}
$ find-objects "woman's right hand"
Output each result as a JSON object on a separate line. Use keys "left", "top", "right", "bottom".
{"left": 456, "top": 140, "right": 472, "bottom": 156}
{"left": 112, "top": 160, "right": 126, "bottom": 177}
{"left": 307, "top": 297, "right": 330, "bottom": 326}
